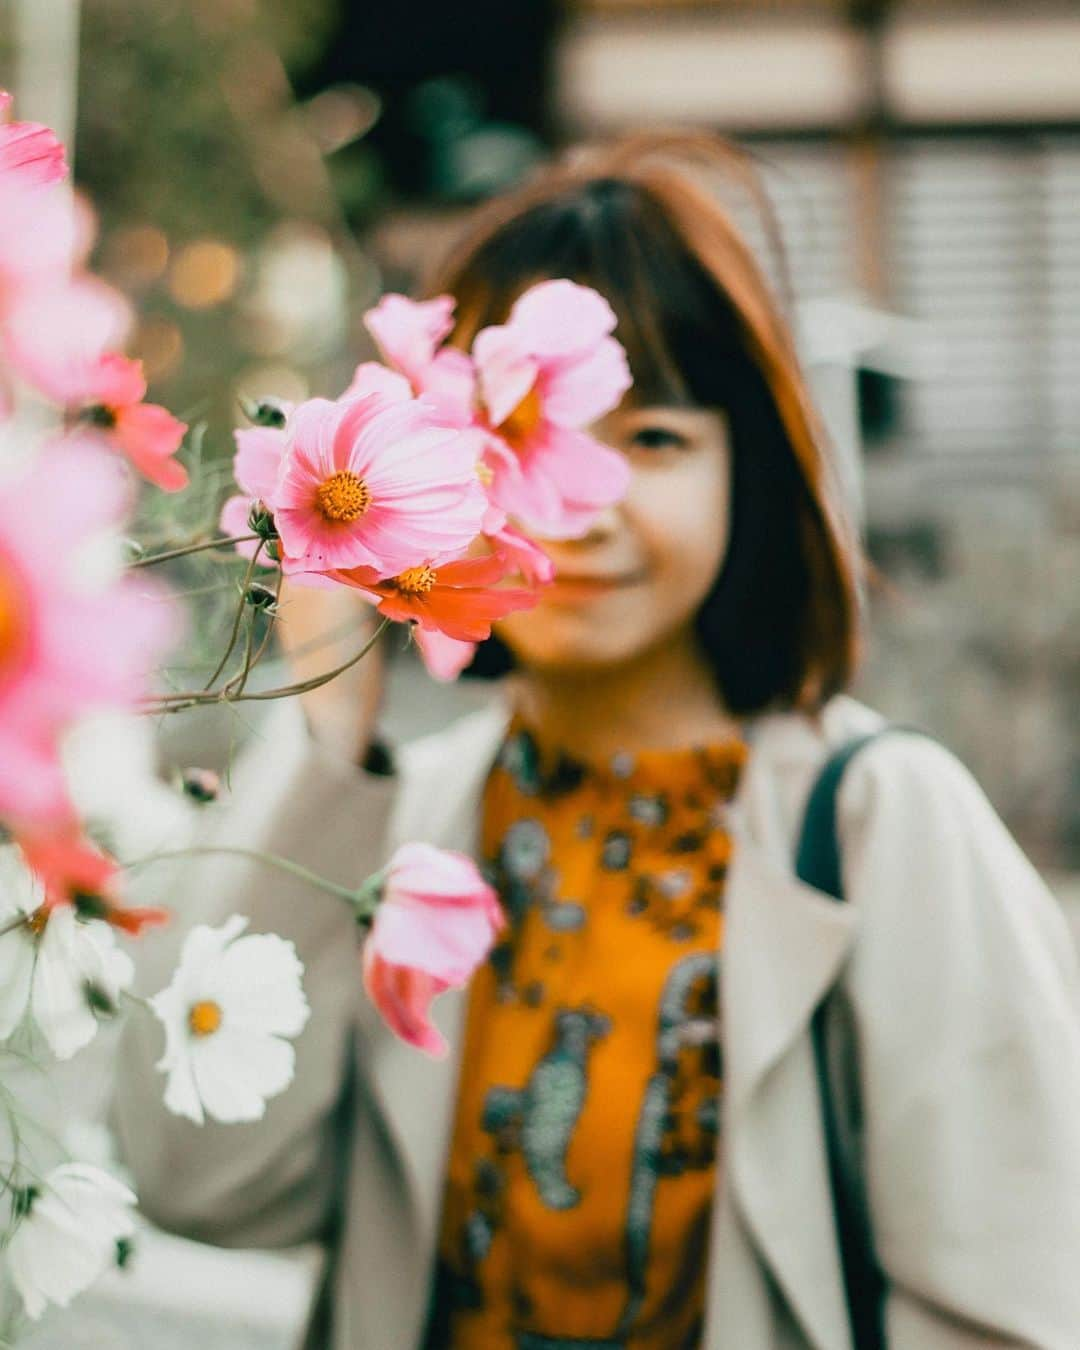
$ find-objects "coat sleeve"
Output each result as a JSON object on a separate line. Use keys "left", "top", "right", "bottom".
{"left": 107, "top": 699, "right": 398, "bottom": 1250}
{"left": 839, "top": 733, "right": 1080, "bottom": 1350}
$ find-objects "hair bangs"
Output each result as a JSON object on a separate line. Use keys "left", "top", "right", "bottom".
{"left": 441, "top": 179, "right": 748, "bottom": 411}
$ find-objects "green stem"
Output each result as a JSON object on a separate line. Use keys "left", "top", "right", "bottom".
{"left": 142, "top": 615, "right": 391, "bottom": 715}
{"left": 202, "top": 542, "right": 265, "bottom": 691}
{"left": 120, "top": 845, "right": 361, "bottom": 904}
{"left": 128, "top": 534, "right": 262, "bottom": 569}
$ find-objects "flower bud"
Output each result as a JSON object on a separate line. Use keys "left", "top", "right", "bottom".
{"left": 245, "top": 581, "right": 278, "bottom": 612}
{"left": 178, "top": 767, "right": 221, "bottom": 803}
{"left": 247, "top": 500, "right": 279, "bottom": 541}
{"left": 240, "top": 396, "right": 287, "bottom": 429}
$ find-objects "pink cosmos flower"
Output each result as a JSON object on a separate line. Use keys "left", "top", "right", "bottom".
{"left": 4, "top": 276, "right": 188, "bottom": 490}
{"left": 271, "top": 392, "right": 489, "bottom": 576}
{"left": 0, "top": 437, "right": 178, "bottom": 827}
{"left": 78, "top": 355, "right": 189, "bottom": 492}
{"left": 364, "top": 293, "right": 476, "bottom": 424}
{"left": 0, "top": 92, "right": 67, "bottom": 186}
{"left": 362, "top": 842, "right": 503, "bottom": 1056}
{"left": 473, "top": 278, "right": 633, "bottom": 538}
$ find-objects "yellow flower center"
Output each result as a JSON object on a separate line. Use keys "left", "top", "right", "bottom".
{"left": 475, "top": 460, "right": 494, "bottom": 487}
{"left": 394, "top": 564, "right": 437, "bottom": 596}
{"left": 0, "top": 554, "right": 28, "bottom": 677}
{"left": 315, "top": 471, "right": 371, "bottom": 523}
{"left": 188, "top": 1000, "right": 223, "bottom": 1037}
{"left": 497, "top": 383, "right": 543, "bottom": 448}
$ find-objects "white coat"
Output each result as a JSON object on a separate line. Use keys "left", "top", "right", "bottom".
{"left": 110, "top": 690, "right": 1080, "bottom": 1349}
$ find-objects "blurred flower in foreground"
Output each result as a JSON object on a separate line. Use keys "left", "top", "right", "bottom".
{"left": 0, "top": 91, "right": 67, "bottom": 186}
{"left": 272, "top": 392, "right": 489, "bottom": 574}
{"left": 149, "top": 914, "right": 310, "bottom": 1125}
{"left": 474, "top": 278, "right": 632, "bottom": 538}
{"left": 0, "top": 847, "right": 134, "bottom": 1059}
{"left": 361, "top": 842, "right": 503, "bottom": 1057}
{"left": 4, "top": 274, "right": 188, "bottom": 490}
{"left": 0, "top": 438, "right": 178, "bottom": 827}
{"left": 17, "top": 826, "right": 170, "bottom": 936}
{"left": 6, "top": 1163, "right": 136, "bottom": 1320}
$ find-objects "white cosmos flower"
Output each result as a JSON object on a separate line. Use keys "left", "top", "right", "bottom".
{"left": 149, "top": 914, "right": 310, "bottom": 1125}
{"left": 0, "top": 848, "right": 134, "bottom": 1059}
{"left": 7, "top": 1162, "right": 137, "bottom": 1320}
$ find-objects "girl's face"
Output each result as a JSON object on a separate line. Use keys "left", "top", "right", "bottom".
{"left": 494, "top": 403, "right": 732, "bottom": 674}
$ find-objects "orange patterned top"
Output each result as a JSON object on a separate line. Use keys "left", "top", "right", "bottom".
{"left": 427, "top": 714, "right": 750, "bottom": 1350}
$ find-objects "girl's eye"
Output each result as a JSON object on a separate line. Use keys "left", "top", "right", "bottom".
{"left": 628, "top": 425, "right": 689, "bottom": 451}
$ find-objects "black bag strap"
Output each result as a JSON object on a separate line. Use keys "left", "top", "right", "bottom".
{"left": 794, "top": 724, "right": 923, "bottom": 1350}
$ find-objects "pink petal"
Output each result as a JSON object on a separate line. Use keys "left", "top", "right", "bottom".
{"left": 89, "top": 353, "right": 147, "bottom": 408}
{"left": 413, "top": 628, "right": 477, "bottom": 681}
{"left": 485, "top": 433, "right": 563, "bottom": 528}
{"left": 0, "top": 727, "right": 73, "bottom": 826}
{"left": 368, "top": 896, "right": 498, "bottom": 986}
{"left": 534, "top": 425, "right": 632, "bottom": 511}
{"left": 0, "top": 175, "right": 79, "bottom": 295}
{"left": 341, "top": 361, "right": 412, "bottom": 405}
{"left": 281, "top": 398, "right": 341, "bottom": 479}
{"left": 364, "top": 293, "right": 455, "bottom": 387}
{"left": 112, "top": 404, "right": 189, "bottom": 491}
{"left": 507, "top": 279, "right": 618, "bottom": 359}
{"left": 541, "top": 335, "right": 632, "bottom": 428}
{"left": 3, "top": 278, "right": 133, "bottom": 406}
{"left": 232, "top": 425, "right": 285, "bottom": 500}
{"left": 362, "top": 947, "right": 449, "bottom": 1057}
{"left": 218, "top": 495, "right": 263, "bottom": 559}
{"left": 415, "top": 348, "right": 476, "bottom": 426}
{"left": 484, "top": 520, "right": 554, "bottom": 584}
{"left": 387, "top": 841, "right": 493, "bottom": 901}
{"left": 0, "top": 117, "right": 68, "bottom": 187}
{"left": 472, "top": 323, "right": 539, "bottom": 428}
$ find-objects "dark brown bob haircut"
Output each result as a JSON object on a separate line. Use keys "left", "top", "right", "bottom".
{"left": 425, "top": 131, "right": 866, "bottom": 717}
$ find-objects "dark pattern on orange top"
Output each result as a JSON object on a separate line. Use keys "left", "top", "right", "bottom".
{"left": 428, "top": 715, "right": 749, "bottom": 1350}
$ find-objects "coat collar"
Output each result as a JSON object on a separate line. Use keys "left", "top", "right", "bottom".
{"left": 364, "top": 692, "right": 878, "bottom": 1348}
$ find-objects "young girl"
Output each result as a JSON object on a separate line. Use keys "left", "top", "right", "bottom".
{"left": 111, "top": 134, "right": 1080, "bottom": 1350}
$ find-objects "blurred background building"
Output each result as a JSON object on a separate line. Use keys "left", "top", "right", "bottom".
{"left": 1, "top": 2, "right": 1078, "bottom": 1339}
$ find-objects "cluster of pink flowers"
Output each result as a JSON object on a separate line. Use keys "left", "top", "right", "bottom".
{"left": 216, "top": 281, "right": 634, "bottom": 1047}
{"left": 0, "top": 93, "right": 179, "bottom": 930}
{"left": 222, "top": 277, "right": 633, "bottom": 679}
{"left": 0, "top": 92, "right": 638, "bottom": 1061}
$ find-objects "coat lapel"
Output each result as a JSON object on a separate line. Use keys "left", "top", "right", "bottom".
{"left": 363, "top": 698, "right": 512, "bottom": 1265}
{"left": 709, "top": 705, "right": 869, "bottom": 1350}
{"left": 715, "top": 832, "right": 859, "bottom": 1350}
